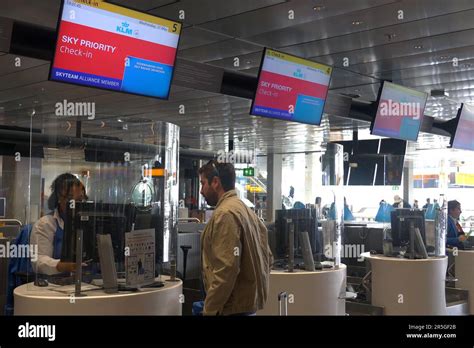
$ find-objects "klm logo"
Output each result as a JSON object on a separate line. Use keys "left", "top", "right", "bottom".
{"left": 293, "top": 69, "right": 304, "bottom": 78}
{"left": 117, "top": 22, "right": 133, "bottom": 35}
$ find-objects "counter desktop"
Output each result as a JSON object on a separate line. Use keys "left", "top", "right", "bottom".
{"left": 12, "top": 199, "right": 184, "bottom": 315}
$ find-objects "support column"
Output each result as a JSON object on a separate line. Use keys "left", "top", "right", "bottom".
{"left": 304, "top": 153, "right": 322, "bottom": 204}
{"left": 403, "top": 159, "right": 413, "bottom": 206}
{"left": 304, "top": 153, "right": 313, "bottom": 204}
{"left": 266, "top": 153, "right": 282, "bottom": 222}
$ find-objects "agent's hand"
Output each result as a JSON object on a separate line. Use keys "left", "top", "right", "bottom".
{"left": 56, "top": 261, "right": 88, "bottom": 273}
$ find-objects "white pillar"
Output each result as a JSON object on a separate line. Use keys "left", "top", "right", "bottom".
{"left": 403, "top": 159, "right": 413, "bottom": 205}
{"left": 266, "top": 153, "right": 282, "bottom": 222}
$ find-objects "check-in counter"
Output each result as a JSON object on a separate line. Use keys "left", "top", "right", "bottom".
{"left": 14, "top": 276, "right": 182, "bottom": 315}
{"left": 362, "top": 252, "right": 447, "bottom": 315}
{"left": 258, "top": 265, "right": 346, "bottom": 315}
{"left": 455, "top": 250, "right": 474, "bottom": 314}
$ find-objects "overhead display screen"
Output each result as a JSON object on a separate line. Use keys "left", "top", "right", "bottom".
{"left": 250, "top": 48, "right": 332, "bottom": 125}
{"left": 335, "top": 139, "right": 406, "bottom": 186}
{"left": 451, "top": 103, "right": 474, "bottom": 151}
{"left": 49, "top": 0, "right": 182, "bottom": 99}
{"left": 371, "top": 81, "right": 428, "bottom": 141}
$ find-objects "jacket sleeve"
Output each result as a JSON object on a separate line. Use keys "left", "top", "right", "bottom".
{"left": 259, "top": 219, "right": 274, "bottom": 269}
{"left": 30, "top": 219, "right": 60, "bottom": 275}
{"left": 447, "top": 235, "right": 460, "bottom": 247}
{"left": 446, "top": 218, "right": 461, "bottom": 247}
{"left": 203, "top": 212, "right": 241, "bottom": 315}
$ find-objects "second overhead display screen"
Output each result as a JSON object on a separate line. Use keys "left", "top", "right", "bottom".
{"left": 371, "top": 82, "right": 428, "bottom": 141}
{"left": 451, "top": 103, "right": 474, "bottom": 151}
{"left": 251, "top": 48, "right": 332, "bottom": 125}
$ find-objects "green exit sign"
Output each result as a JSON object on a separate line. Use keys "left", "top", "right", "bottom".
{"left": 243, "top": 167, "right": 255, "bottom": 177}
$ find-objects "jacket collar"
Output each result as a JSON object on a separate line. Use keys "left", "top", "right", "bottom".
{"left": 216, "top": 189, "right": 237, "bottom": 209}
{"left": 53, "top": 208, "right": 65, "bottom": 230}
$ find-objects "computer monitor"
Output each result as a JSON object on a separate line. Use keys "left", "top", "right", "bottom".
{"left": 274, "top": 208, "right": 320, "bottom": 261}
{"left": 390, "top": 209, "right": 426, "bottom": 248}
{"left": 62, "top": 202, "right": 136, "bottom": 270}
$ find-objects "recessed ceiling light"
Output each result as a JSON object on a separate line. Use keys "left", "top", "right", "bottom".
{"left": 414, "top": 45, "right": 423, "bottom": 49}
{"left": 313, "top": 5, "right": 325, "bottom": 11}
{"left": 352, "top": 20, "right": 363, "bottom": 25}
{"left": 463, "top": 63, "right": 471, "bottom": 68}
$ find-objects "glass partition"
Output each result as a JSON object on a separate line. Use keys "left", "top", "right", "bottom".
{"left": 271, "top": 143, "right": 343, "bottom": 271}
{"left": 21, "top": 110, "right": 179, "bottom": 291}
{"left": 320, "top": 143, "right": 344, "bottom": 268}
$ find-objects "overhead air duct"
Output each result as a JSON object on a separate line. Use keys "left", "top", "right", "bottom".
{"left": 0, "top": 128, "right": 216, "bottom": 160}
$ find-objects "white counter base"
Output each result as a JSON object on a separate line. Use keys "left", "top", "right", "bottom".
{"left": 455, "top": 250, "right": 474, "bottom": 314}
{"left": 362, "top": 253, "right": 447, "bottom": 315}
{"left": 258, "top": 265, "right": 346, "bottom": 315}
{"left": 14, "top": 276, "right": 182, "bottom": 315}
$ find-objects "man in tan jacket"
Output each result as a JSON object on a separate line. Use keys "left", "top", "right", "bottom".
{"left": 198, "top": 160, "right": 273, "bottom": 315}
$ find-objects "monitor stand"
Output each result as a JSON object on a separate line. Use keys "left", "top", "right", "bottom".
{"left": 97, "top": 234, "right": 118, "bottom": 293}
{"left": 404, "top": 223, "right": 428, "bottom": 259}
{"left": 74, "top": 229, "right": 87, "bottom": 297}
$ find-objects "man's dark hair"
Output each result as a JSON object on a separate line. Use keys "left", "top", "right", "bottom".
{"left": 47, "top": 173, "right": 83, "bottom": 211}
{"left": 198, "top": 160, "right": 236, "bottom": 192}
{"left": 448, "top": 200, "right": 460, "bottom": 213}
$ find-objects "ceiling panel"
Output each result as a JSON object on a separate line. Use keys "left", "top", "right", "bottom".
{"left": 177, "top": 38, "right": 262, "bottom": 62}
{"left": 319, "top": 29, "right": 474, "bottom": 71}
{"left": 0, "top": 55, "right": 46, "bottom": 75}
{"left": 247, "top": 0, "right": 474, "bottom": 48}
{"left": 107, "top": 0, "right": 178, "bottom": 11}
{"left": 1, "top": 0, "right": 61, "bottom": 28}
{"left": 177, "top": 27, "right": 231, "bottom": 50}
{"left": 149, "top": 0, "right": 286, "bottom": 25}
{"left": 279, "top": 9, "right": 474, "bottom": 64}
{"left": 377, "top": 58, "right": 474, "bottom": 82}
{"left": 199, "top": 0, "right": 397, "bottom": 38}
{"left": 346, "top": 45, "right": 474, "bottom": 78}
